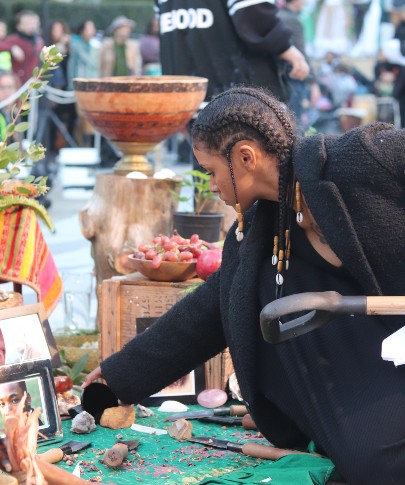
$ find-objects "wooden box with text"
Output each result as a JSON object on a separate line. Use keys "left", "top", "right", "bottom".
{"left": 98, "top": 274, "right": 233, "bottom": 390}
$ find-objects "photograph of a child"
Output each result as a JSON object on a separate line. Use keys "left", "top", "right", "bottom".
{"left": 0, "top": 314, "right": 51, "bottom": 366}
{"left": 0, "top": 377, "right": 47, "bottom": 429}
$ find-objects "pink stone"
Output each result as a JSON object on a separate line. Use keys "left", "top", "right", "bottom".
{"left": 197, "top": 389, "right": 228, "bottom": 408}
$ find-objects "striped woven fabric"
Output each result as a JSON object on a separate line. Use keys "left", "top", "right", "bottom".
{"left": 0, "top": 207, "right": 63, "bottom": 316}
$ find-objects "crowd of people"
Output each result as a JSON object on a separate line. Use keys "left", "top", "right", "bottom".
{"left": 0, "top": 5, "right": 404, "bottom": 153}
{"left": 0, "top": 10, "right": 162, "bottom": 156}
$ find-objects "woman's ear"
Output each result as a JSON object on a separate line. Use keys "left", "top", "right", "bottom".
{"left": 238, "top": 144, "right": 256, "bottom": 171}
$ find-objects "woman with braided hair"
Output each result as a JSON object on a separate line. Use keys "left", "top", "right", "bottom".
{"left": 84, "top": 86, "right": 405, "bottom": 484}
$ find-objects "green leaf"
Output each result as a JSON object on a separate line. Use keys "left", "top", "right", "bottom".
{"left": 69, "top": 354, "right": 89, "bottom": 382}
{"left": 16, "top": 186, "right": 31, "bottom": 195}
{"left": 6, "top": 142, "right": 19, "bottom": 151}
{"left": 6, "top": 124, "right": 15, "bottom": 135}
{"left": 15, "top": 122, "right": 30, "bottom": 133}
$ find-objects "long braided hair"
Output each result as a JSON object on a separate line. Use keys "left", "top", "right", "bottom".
{"left": 191, "top": 86, "right": 296, "bottom": 295}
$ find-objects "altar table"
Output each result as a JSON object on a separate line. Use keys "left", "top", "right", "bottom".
{"left": 39, "top": 405, "right": 341, "bottom": 485}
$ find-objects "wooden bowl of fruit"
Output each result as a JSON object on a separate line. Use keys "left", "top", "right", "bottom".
{"left": 127, "top": 256, "right": 197, "bottom": 282}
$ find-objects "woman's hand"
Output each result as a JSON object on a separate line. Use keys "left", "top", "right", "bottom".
{"left": 81, "top": 366, "right": 104, "bottom": 389}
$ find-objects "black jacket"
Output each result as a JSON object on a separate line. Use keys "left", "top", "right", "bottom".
{"left": 101, "top": 122, "right": 405, "bottom": 442}
{"left": 155, "top": 0, "right": 293, "bottom": 101}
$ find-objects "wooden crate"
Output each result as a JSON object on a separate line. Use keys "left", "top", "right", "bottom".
{"left": 98, "top": 273, "right": 233, "bottom": 390}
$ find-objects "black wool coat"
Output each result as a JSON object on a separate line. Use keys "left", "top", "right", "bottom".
{"left": 101, "top": 122, "right": 405, "bottom": 441}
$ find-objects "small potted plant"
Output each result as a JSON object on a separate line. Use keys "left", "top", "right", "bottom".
{"left": 171, "top": 169, "right": 224, "bottom": 242}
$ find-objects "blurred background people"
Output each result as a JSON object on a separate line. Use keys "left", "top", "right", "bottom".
{"left": 156, "top": 0, "right": 309, "bottom": 102}
{"left": 67, "top": 19, "right": 99, "bottom": 89}
{"left": 0, "top": 21, "right": 11, "bottom": 72}
{"left": 0, "top": 10, "right": 43, "bottom": 85}
{"left": 0, "top": 71, "right": 20, "bottom": 141}
{"left": 139, "top": 17, "right": 161, "bottom": 76}
{"left": 46, "top": 19, "right": 75, "bottom": 158}
{"left": 99, "top": 16, "right": 142, "bottom": 77}
{"left": 278, "top": 0, "right": 321, "bottom": 132}
{"left": 68, "top": 19, "right": 100, "bottom": 145}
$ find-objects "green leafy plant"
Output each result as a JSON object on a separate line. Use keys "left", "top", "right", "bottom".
{"left": 0, "top": 45, "right": 64, "bottom": 231}
{"left": 54, "top": 350, "right": 89, "bottom": 390}
{"left": 171, "top": 169, "right": 219, "bottom": 215}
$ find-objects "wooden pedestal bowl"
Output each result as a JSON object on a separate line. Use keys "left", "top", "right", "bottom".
{"left": 73, "top": 75, "right": 208, "bottom": 175}
{"left": 127, "top": 255, "right": 197, "bottom": 282}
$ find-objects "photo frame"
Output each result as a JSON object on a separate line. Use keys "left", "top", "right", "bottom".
{"left": 0, "top": 303, "right": 61, "bottom": 368}
{"left": 0, "top": 359, "right": 63, "bottom": 445}
{"left": 136, "top": 317, "right": 205, "bottom": 406}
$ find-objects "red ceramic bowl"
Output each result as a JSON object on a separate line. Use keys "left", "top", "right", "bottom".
{"left": 127, "top": 255, "right": 197, "bottom": 282}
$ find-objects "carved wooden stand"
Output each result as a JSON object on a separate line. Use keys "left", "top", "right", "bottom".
{"left": 79, "top": 173, "right": 179, "bottom": 284}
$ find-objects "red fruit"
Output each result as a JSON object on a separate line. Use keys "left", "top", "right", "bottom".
{"left": 196, "top": 249, "right": 222, "bottom": 280}
{"left": 145, "top": 249, "right": 157, "bottom": 260}
{"left": 152, "top": 253, "right": 163, "bottom": 269}
{"left": 138, "top": 244, "right": 152, "bottom": 253}
{"left": 164, "top": 250, "right": 178, "bottom": 262}
{"left": 190, "top": 234, "right": 200, "bottom": 244}
{"left": 190, "top": 246, "right": 204, "bottom": 258}
{"left": 163, "top": 241, "right": 177, "bottom": 251}
{"left": 179, "top": 251, "right": 194, "bottom": 261}
{"left": 54, "top": 376, "right": 73, "bottom": 393}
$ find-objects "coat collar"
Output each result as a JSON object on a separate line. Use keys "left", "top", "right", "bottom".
{"left": 293, "top": 134, "right": 381, "bottom": 295}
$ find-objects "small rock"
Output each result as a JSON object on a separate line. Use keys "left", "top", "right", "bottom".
{"left": 168, "top": 418, "right": 193, "bottom": 441}
{"left": 158, "top": 400, "right": 188, "bottom": 413}
{"left": 100, "top": 405, "right": 135, "bottom": 430}
{"left": 136, "top": 404, "right": 154, "bottom": 418}
{"left": 197, "top": 389, "right": 228, "bottom": 408}
{"left": 71, "top": 411, "right": 96, "bottom": 434}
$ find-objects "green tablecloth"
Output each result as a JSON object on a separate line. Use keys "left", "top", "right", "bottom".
{"left": 39, "top": 406, "right": 340, "bottom": 485}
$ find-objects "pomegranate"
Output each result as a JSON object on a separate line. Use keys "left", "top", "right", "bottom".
{"left": 54, "top": 375, "right": 73, "bottom": 393}
{"left": 196, "top": 249, "right": 222, "bottom": 280}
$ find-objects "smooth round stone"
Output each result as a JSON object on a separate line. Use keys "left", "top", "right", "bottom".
{"left": 197, "top": 389, "right": 228, "bottom": 408}
{"left": 158, "top": 400, "right": 189, "bottom": 413}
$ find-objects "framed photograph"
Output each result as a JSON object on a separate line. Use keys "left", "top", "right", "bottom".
{"left": 136, "top": 317, "right": 205, "bottom": 406}
{"left": 0, "top": 303, "right": 61, "bottom": 368}
{"left": 0, "top": 359, "right": 63, "bottom": 445}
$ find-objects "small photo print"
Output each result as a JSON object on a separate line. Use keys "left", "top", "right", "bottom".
{"left": 151, "top": 371, "right": 196, "bottom": 398}
{"left": 0, "top": 313, "right": 51, "bottom": 365}
{"left": 0, "top": 376, "right": 48, "bottom": 430}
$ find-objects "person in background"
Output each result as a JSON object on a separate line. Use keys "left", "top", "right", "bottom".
{"left": 48, "top": 19, "right": 71, "bottom": 91}
{"left": 278, "top": 0, "right": 321, "bottom": 132}
{"left": 67, "top": 19, "right": 99, "bottom": 89}
{"left": 0, "top": 71, "right": 20, "bottom": 140}
{"left": 83, "top": 85, "right": 405, "bottom": 484}
{"left": 0, "top": 10, "right": 43, "bottom": 85}
{"left": 0, "top": 22, "right": 11, "bottom": 72}
{"left": 155, "top": 0, "right": 309, "bottom": 172}
{"left": 155, "top": 0, "right": 309, "bottom": 103}
{"left": 391, "top": 8, "right": 405, "bottom": 126}
{"left": 139, "top": 17, "right": 161, "bottom": 76}
{"left": 46, "top": 19, "right": 75, "bottom": 156}
{"left": 67, "top": 20, "right": 100, "bottom": 145}
{"left": 99, "top": 16, "right": 142, "bottom": 77}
